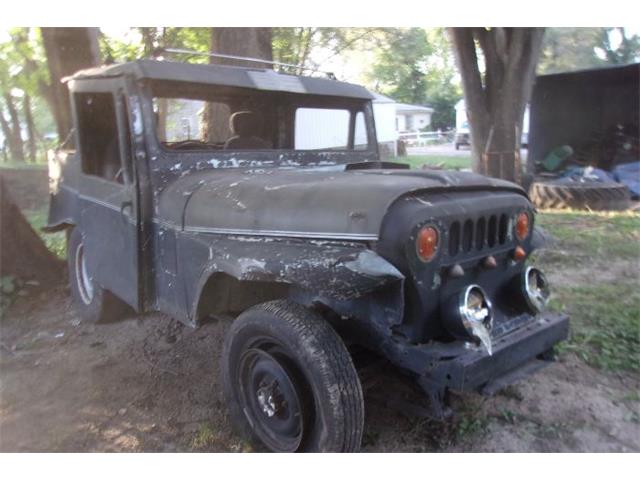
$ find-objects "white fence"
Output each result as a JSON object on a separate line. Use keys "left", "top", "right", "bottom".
{"left": 397, "top": 130, "right": 455, "bottom": 147}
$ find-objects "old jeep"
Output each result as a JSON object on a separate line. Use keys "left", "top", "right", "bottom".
{"left": 46, "top": 58, "right": 569, "bottom": 452}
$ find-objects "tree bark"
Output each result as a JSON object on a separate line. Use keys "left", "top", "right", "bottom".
{"left": 0, "top": 176, "right": 63, "bottom": 283}
{"left": 202, "top": 28, "right": 273, "bottom": 142}
{"left": 40, "top": 28, "right": 101, "bottom": 142}
{"left": 449, "top": 28, "right": 545, "bottom": 182}
{"left": 0, "top": 97, "right": 24, "bottom": 163}
{"left": 23, "top": 94, "right": 37, "bottom": 163}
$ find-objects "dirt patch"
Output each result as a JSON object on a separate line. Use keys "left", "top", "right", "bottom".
{"left": 0, "top": 168, "right": 48, "bottom": 211}
{"left": 1, "top": 281, "right": 638, "bottom": 452}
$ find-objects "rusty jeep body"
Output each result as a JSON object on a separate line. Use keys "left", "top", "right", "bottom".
{"left": 46, "top": 59, "right": 569, "bottom": 452}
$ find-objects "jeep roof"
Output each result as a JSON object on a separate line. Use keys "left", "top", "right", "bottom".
{"left": 65, "top": 59, "right": 374, "bottom": 100}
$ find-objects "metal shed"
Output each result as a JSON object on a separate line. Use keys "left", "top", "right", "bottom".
{"left": 529, "top": 63, "right": 640, "bottom": 166}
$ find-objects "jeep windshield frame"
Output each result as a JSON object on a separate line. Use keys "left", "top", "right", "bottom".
{"left": 141, "top": 79, "right": 380, "bottom": 171}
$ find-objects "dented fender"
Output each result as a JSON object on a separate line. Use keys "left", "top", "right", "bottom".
{"left": 185, "top": 233, "right": 405, "bottom": 322}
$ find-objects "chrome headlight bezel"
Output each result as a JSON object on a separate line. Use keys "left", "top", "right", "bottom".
{"left": 458, "top": 284, "right": 493, "bottom": 334}
{"left": 522, "top": 266, "right": 550, "bottom": 313}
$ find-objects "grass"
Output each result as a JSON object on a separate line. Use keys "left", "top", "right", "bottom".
{"left": 535, "top": 209, "right": 640, "bottom": 372}
{"left": 23, "top": 208, "right": 67, "bottom": 259}
{"left": 551, "top": 282, "right": 640, "bottom": 371}
{"left": 392, "top": 154, "right": 472, "bottom": 170}
{"left": 536, "top": 209, "right": 640, "bottom": 261}
{"left": 0, "top": 161, "right": 47, "bottom": 170}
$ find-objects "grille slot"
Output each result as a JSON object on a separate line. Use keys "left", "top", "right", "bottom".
{"left": 449, "top": 221, "right": 460, "bottom": 256}
{"left": 447, "top": 212, "right": 513, "bottom": 258}
{"left": 498, "top": 214, "right": 508, "bottom": 245}
{"left": 475, "top": 217, "right": 486, "bottom": 250}
{"left": 487, "top": 215, "right": 497, "bottom": 247}
{"left": 462, "top": 219, "right": 474, "bottom": 252}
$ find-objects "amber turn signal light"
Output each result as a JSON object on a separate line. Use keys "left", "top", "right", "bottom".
{"left": 416, "top": 226, "right": 439, "bottom": 262}
{"left": 513, "top": 246, "right": 527, "bottom": 261}
{"left": 515, "top": 212, "right": 531, "bottom": 241}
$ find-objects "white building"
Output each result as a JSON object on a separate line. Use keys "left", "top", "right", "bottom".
{"left": 455, "top": 99, "right": 530, "bottom": 143}
{"left": 395, "top": 103, "right": 434, "bottom": 132}
{"left": 371, "top": 92, "right": 399, "bottom": 157}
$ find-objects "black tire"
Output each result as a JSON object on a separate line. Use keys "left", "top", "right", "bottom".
{"left": 529, "top": 179, "right": 631, "bottom": 211}
{"left": 221, "top": 300, "right": 364, "bottom": 452}
{"left": 67, "top": 227, "right": 126, "bottom": 323}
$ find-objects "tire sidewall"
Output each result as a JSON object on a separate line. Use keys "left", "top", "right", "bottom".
{"left": 222, "top": 306, "right": 354, "bottom": 452}
{"left": 67, "top": 227, "right": 106, "bottom": 323}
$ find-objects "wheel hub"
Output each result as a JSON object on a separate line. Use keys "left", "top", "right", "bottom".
{"left": 239, "top": 347, "right": 307, "bottom": 452}
{"left": 256, "top": 379, "right": 286, "bottom": 418}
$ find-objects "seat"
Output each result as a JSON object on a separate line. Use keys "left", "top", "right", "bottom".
{"left": 224, "top": 111, "right": 271, "bottom": 150}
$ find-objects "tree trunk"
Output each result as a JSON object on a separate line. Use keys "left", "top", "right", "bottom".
{"left": 0, "top": 176, "right": 63, "bottom": 283}
{"left": 0, "top": 100, "right": 24, "bottom": 163}
{"left": 40, "top": 27, "right": 101, "bottom": 142}
{"left": 202, "top": 28, "right": 274, "bottom": 142}
{"left": 23, "top": 94, "right": 38, "bottom": 163}
{"left": 449, "top": 28, "right": 545, "bottom": 182}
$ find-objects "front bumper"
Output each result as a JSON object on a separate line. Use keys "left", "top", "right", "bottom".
{"left": 399, "top": 311, "right": 569, "bottom": 419}
{"left": 389, "top": 311, "right": 569, "bottom": 393}
{"left": 440, "top": 312, "right": 569, "bottom": 392}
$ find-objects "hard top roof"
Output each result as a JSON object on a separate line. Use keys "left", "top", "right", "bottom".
{"left": 67, "top": 59, "right": 374, "bottom": 100}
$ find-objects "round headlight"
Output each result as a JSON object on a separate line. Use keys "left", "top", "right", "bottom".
{"left": 523, "top": 267, "right": 550, "bottom": 312}
{"left": 459, "top": 285, "right": 493, "bottom": 332}
{"left": 515, "top": 211, "right": 531, "bottom": 241}
{"left": 416, "top": 225, "right": 439, "bottom": 262}
{"left": 442, "top": 285, "right": 494, "bottom": 354}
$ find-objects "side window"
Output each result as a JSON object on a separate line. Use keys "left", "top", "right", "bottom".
{"left": 75, "top": 92, "right": 123, "bottom": 183}
{"left": 354, "top": 111, "right": 369, "bottom": 150}
{"left": 294, "top": 108, "right": 350, "bottom": 150}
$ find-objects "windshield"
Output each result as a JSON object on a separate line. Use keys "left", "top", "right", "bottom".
{"left": 150, "top": 81, "right": 372, "bottom": 153}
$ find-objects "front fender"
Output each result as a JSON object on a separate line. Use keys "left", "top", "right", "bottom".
{"left": 184, "top": 233, "right": 404, "bottom": 322}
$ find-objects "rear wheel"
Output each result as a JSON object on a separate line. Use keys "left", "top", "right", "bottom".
{"left": 67, "top": 228, "right": 126, "bottom": 323}
{"left": 222, "top": 300, "right": 364, "bottom": 452}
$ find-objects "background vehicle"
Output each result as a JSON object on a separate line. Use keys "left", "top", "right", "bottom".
{"left": 46, "top": 58, "right": 569, "bottom": 452}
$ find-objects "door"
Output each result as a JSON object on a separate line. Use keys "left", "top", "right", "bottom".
{"left": 74, "top": 83, "right": 140, "bottom": 310}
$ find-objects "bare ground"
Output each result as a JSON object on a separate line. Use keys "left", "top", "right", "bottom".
{"left": 1, "top": 280, "right": 638, "bottom": 452}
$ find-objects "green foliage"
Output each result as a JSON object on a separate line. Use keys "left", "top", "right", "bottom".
{"left": 101, "top": 28, "right": 211, "bottom": 64}
{"left": 539, "top": 27, "right": 640, "bottom": 74}
{"left": 0, "top": 27, "right": 56, "bottom": 163}
{"left": 368, "top": 28, "right": 433, "bottom": 106}
{"left": 24, "top": 208, "right": 66, "bottom": 259}
{"left": 365, "top": 28, "right": 461, "bottom": 129}
{"left": 395, "top": 154, "right": 472, "bottom": 170}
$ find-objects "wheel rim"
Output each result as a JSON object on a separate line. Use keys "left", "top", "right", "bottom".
{"left": 238, "top": 346, "right": 308, "bottom": 452}
{"left": 75, "top": 242, "right": 94, "bottom": 305}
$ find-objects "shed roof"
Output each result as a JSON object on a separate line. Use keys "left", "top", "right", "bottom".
{"left": 395, "top": 103, "right": 434, "bottom": 113}
{"left": 66, "top": 60, "right": 374, "bottom": 100}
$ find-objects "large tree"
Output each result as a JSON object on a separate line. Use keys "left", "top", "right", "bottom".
{"left": 201, "top": 28, "right": 273, "bottom": 142}
{"left": 449, "top": 28, "right": 545, "bottom": 182}
{"left": 40, "top": 28, "right": 101, "bottom": 142}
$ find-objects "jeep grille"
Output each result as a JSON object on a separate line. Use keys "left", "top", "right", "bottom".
{"left": 448, "top": 213, "right": 511, "bottom": 257}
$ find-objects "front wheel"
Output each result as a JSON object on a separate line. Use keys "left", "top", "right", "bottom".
{"left": 221, "top": 300, "right": 364, "bottom": 452}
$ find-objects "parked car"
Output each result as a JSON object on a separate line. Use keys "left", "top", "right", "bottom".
{"left": 455, "top": 121, "right": 471, "bottom": 150}
{"left": 46, "top": 59, "right": 569, "bottom": 452}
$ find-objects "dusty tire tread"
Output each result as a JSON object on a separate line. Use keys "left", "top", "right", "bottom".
{"left": 529, "top": 180, "right": 631, "bottom": 211}
{"left": 223, "top": 299, "right": 364, "bottom": 452}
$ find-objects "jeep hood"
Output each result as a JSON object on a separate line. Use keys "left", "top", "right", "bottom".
{"left": 158, "top": 167, "right": 526, "bottom": 240}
